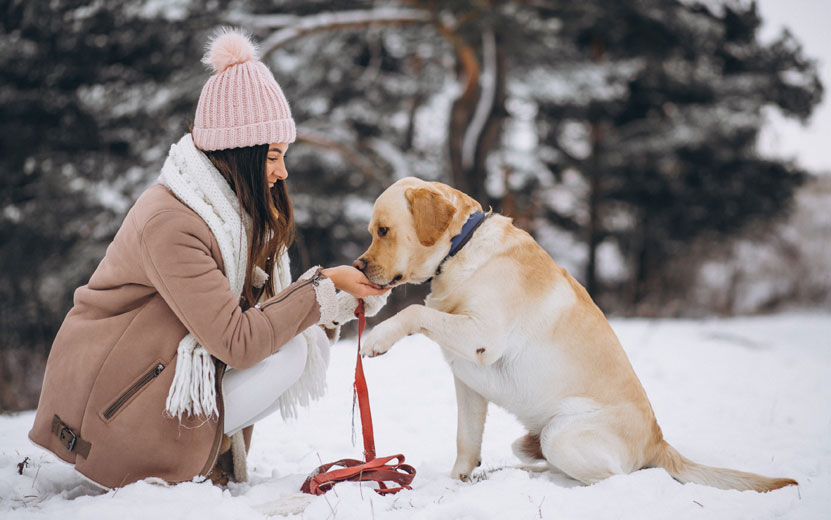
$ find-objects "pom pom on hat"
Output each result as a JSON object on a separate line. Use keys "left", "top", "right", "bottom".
{"left": 202, "top": 27, "right": 258, "bottom": 74}
{"left": 193, "top": 27, "right": 296, "bottom": 150}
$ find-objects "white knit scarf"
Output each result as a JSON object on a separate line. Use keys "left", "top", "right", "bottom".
{"left": 158, "top": 133, "right": 326, "bottom": 422}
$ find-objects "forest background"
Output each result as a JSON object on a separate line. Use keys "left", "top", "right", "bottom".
{"left": 1, "top": 0, "right": 829, "bottom": 411}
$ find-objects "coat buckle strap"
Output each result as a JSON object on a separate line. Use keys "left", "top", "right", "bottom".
{"left": 59, "top": 426, "right": 77, "bottom": 452}
{"left": 51, "top": 415, "right": 92, "bottom": 459}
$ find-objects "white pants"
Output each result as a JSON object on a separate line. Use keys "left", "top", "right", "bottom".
{"left": 222, "top": 327, "right": 330, "bottom": 435}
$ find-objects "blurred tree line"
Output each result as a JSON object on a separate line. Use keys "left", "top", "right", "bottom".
{"left": 0, "top": 0, "right": 824, "bottom": 410}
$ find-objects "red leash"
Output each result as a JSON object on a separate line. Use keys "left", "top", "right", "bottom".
{"left": 301, "top": 300, "right": 416, "bottom": 495}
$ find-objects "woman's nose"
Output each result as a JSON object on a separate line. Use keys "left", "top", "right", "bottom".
{"left": 269, "top": 170, "right": 286, "bottom": 184}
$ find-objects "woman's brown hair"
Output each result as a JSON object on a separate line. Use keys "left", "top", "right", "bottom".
{"left": 203, "top": 144, "right": 295, "bottom": 309}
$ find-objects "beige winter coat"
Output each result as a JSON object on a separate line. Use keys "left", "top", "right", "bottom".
{"left": 29, "top": 184, "right": 325, "bottom": 489}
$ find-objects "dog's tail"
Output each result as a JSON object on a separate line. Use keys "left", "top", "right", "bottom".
{"left": 649, "top": 440, "right": 797, "bottom": 492}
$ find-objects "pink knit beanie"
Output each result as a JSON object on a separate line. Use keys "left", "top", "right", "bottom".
{"left": 192, "top": 28, "right": 296, "bottom": 151}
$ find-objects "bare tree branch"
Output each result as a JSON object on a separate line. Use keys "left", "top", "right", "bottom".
{"left": 295, "top": 129, "right": 389, "bottom": 184}
{"left": 547, "top": 139, "right": 583, "bottom": 168}
{"left": 259, "top": 8, "right": 432, "bottom": 58}
{"left": 224, "top": 13, "right": 299, "bottom": 29}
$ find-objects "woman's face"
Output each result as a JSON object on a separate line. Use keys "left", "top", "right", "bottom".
{"left": 266, "top": 143, "right": 289, "bottom": 187}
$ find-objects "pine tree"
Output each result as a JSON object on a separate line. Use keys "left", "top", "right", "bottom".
{"left": 510, "top": 0, "right": 822, "bottom": 310}
{"left": 0, "top": 0, "right": 219, "bottom": 408}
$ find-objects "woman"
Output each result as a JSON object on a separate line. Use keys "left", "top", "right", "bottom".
{"left": 28, "top": 28, "right": 388, "bottom": 489}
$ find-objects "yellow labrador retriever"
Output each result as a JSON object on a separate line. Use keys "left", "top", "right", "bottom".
{"left": 355, "top": 176, "right": 796, "bottom": 492}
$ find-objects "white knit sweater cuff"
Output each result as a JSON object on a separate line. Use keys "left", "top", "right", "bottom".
{"left": 321, "top": 290, "right": 390, "bottom": 329}
{"left": 299, "top": 266, "right": 338, "bottom": 326}
{"left": 331, "top": 291, "right": 360, "bottom": 327}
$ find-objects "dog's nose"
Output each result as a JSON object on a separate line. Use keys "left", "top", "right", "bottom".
{"left": 353, "top": 258, "right": 367, "bottom": 271}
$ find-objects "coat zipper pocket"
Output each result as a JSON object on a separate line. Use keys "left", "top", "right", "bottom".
{"left": 256, "top": 277, "right": 315, "bottom": 311}
{"left": 103, "top": 362, "right": 165, "bottom": 420}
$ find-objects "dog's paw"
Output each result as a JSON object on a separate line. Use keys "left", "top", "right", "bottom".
{"left": 360, "top": 319, "right": 405, "bottom": 357}
{"left": 451, "top": 458, "right": 479, "bottom": 482}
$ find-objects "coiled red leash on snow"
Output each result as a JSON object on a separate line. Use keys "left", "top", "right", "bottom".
{"left": 300, "top": 299, "right": 416, "bottom": 495}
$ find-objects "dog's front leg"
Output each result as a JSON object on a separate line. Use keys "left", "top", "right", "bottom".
{"left": 360, "top": 304, "right": 421, "bottom": 357}
{"left": 363, "top": 305, "right": 501, "bottom": 364}
{"left": 451, "top": 375, "right": 488, "bottom": 482}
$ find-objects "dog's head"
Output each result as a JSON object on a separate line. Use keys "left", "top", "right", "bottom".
{"left": 355, "top": 177, "right": 482, "bottom": 287}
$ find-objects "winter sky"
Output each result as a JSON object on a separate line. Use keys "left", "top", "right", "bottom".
{"left": 756, "top": 0, "right": 831, "bottom": 174}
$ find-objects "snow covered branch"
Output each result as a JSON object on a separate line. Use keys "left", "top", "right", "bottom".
{"left": 224, "top": 13, "right": 299, "bottom": 29}
{"left": 462, "top": 29, "right": 497, "bottom": 171}
{"left": 259, "top": 8, "right": 432, "bottom": 58}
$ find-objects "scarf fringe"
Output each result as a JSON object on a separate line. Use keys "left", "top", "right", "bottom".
{"left": 276, "top": 329, "right": 327, "bottom": 418}
{"left": 164, "top": 336, "right": 219, "bottom": 421}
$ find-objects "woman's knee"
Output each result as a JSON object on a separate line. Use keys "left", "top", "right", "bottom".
{"left": 221, "top": 334, "right": 310, "bottom": 434}
{"left": 222, "top": 335, "right": 307, "bottom": 402}
{"left": 275, "top": 333, "right": 309, "bottom": 373}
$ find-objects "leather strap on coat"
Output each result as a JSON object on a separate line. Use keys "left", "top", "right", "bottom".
{"left": 51, "top": 415, "right": 92, "bottom": 459}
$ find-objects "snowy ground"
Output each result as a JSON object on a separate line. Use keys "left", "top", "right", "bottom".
{"left": 2, "top": 311, "right": 829, "bottom": 519}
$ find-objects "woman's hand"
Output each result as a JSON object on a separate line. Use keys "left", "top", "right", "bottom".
{"left": 320, "top": 265, "right": 390, "bottom": 298}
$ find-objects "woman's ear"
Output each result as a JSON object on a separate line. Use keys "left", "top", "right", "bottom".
{"left": 404, "top": 187, "right": 457, "bottom": 246}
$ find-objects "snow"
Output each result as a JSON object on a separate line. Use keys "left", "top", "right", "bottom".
{"left": 125, "top": 0, "right": 192, "bottom": 22}
{"left": 3, "top": 311, "right": 830, "bottom": 519}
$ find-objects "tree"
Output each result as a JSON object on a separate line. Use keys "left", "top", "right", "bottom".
{"left": 2, "top": 0, "right": 823, "bottom": 409}
{"left": 0, "top": 0, "right": 220, "bottom": 409}
{"left": 505, "top": 0, "right": 822, "bottom": 309}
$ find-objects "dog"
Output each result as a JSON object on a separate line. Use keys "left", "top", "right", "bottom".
{"left": 353, "top": 176, "right": 797, "bottom": 492}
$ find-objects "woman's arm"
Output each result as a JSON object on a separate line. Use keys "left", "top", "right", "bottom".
{"left": 139, "top": 210, "right": 321, "bottom": 370}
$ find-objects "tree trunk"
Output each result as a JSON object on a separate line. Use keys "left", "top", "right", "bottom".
{"left": 474, "top": 32, "right": 507, "bottom": 208}
{"left": 584, "top": 34, "right": 606, "bottom": 296}
{"left": 446, "top": 33, "right": 480, "bottom": 197}
{"left": 445, "top": 28, "right": 505, "bottom": 206}
{"left": 630, "top": 213, "right": 650, "bottom": 310}
{"left": 585, "top": 121, "right": 604, "bottom": 296}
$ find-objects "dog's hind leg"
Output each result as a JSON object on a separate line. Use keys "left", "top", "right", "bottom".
{"left": 538, "top": 403, "right": 639, "bottom": 485}
{"left": 512, "top": 433, "right": 545, "bottom": 463}
{"left": 512, "top": 432, "right": 552, "bottom": 473}
{"left": 450, "top": 375, "right": 488, "bottom": 482}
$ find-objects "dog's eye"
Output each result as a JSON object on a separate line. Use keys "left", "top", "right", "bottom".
{"left": 378, "top": 226, "right": 388, "bottom": 237}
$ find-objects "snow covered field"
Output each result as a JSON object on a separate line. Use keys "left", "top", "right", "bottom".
{"left": 2, "top": 311, "right": 829, "bottom": 519}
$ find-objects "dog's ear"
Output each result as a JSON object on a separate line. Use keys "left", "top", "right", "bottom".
{"left": 405, "top": 187, "right": 457, "bottom": 246}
